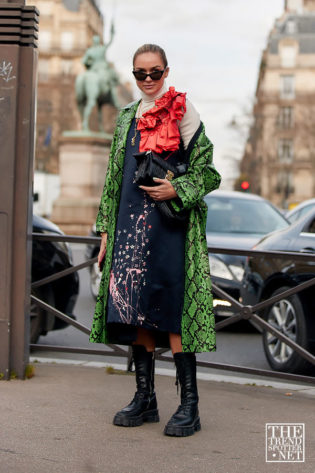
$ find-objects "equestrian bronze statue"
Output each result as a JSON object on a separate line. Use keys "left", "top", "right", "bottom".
{"left": 75, "top": 25, "right": 120, "bottom": 132}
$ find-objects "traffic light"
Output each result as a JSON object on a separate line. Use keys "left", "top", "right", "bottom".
{"left": 234, "top": 174, "right": 251, "bottom": 193}
{"left": 240, "top": 181, "right": 250, "bottom": 192}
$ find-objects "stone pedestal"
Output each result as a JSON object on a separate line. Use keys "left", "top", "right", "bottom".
{"left": 51, "top": 134, "right": 111, "bottom": 235}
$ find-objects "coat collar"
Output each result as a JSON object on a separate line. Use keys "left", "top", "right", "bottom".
{"left": 121, "top": 99, "right": 141, "bottom": 110}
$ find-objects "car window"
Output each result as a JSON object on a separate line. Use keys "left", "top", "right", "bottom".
{"left": 204, "top": 196, "right": 289, "bottom": 234}
{"left": 288, "top": 203, "right": 315, "bottom": 223}
{"left": 288, "top": 209, "right": 300, "bottom": 223}
{"left": 306, "top": 218, "right": 315, "bottom": 234}
{"left": 299, "top": 205, "right": 314, "bottom": 219}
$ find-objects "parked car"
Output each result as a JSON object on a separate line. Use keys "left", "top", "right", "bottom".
{"left": 240, "top": 209, "right": 315, "bottom": 374}
{"left": 31, "top": 215, "right": 79, "bottom": 343}
{"left": 204, "top": 190, "right": 289, "bottom": 318}
{"left": 285, "top": 198, "right": 315, "bottom": 224}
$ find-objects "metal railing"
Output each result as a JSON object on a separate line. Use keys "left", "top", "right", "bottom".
{"left": 30, "top": 232, "right": 315, "bottom": 385}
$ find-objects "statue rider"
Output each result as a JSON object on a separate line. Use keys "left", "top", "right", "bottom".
{"left": 75, "top": 22, "right": 120, "bottom": 132}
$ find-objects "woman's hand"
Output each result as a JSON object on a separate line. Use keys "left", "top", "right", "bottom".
{"left": 139, "top": 177, "right": 178, "bottom": 201}
{"left": 98, "top": 233, "right": 107, "bottom": 270}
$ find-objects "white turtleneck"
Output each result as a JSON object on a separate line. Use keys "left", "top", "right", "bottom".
{"left": 135, "top": 83, "right": 201, "bottom": 150}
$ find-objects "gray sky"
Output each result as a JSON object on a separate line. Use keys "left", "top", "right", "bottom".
{"left": 100, "top": 0, "right": 284, "bottom": 187}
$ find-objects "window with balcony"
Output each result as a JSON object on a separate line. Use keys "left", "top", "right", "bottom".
{"left": 61, "top": 59, "right": 72, "bottom": 76}
{"left": 278, "top": 139, "right": 294, "bottom": 163}
{"left": 38, "top": 59, "right": 50, "bottom": 82}
{"left": 61, "top": 32, "right": 74, "bottom": 51}
{"left": 276, "top": 170, "right": 294, "bottom": 197}
{"left": 39, "top": 31, "right": 51, "bottom": 51}
{"left": 278, "top": 107, "right": 294, "bottom": 128}
{"left": 280, "top": 75, "right": 295, "bottom": 99}
{"left": 286, "top": 20, "right": 296, "bottom": 34}
{"left": 280, "top": 46, "right": 296, "bottom": 67}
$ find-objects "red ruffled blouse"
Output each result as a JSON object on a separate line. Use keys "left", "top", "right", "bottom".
{"left": 136, "top": 86, "right": 186, "bottom": 154}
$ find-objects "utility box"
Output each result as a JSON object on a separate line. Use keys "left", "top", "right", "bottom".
{"left": 0, "top": 2, "right": 38, "bottom": 379}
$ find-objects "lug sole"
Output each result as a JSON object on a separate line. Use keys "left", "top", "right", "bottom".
{"left": 164, "top": 417, "right": 201, "bottom": 437}
{"left": 113, "top": 409, "right": 160, "bottom": 427}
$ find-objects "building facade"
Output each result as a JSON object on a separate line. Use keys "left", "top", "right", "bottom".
{"left": 240, "top": 0, "right": 315, "bottom": 208}
{"left": 28, "top": 0, "right": 104, "bottom": 174}
{"left": 27, "top": 0, "right": 126, "bottom": 175}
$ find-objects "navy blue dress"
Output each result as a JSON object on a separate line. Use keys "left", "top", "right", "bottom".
{"left": 106, "top": 119, "right": 186, "bottom": 340}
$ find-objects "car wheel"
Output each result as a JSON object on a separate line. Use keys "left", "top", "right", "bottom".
{"left": 30, "top": 289, "right": 44, "bottom": 344}
{"left": 262, "top": 286, "right": 311, "bottom": 374}
{"left": 90, "top": 261, "right": 102, "bottom": 299}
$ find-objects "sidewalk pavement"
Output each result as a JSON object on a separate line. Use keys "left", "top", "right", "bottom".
{"left": 1, "top": 362, "right": 315, "bottom": 473}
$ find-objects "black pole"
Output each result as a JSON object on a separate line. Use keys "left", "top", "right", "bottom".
{"left": 0, "top": 1, "right": 39, "bottom": 379}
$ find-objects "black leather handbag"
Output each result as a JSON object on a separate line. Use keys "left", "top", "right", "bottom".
{"left": 133, "top": 149, "right": 189, "bottom": 224}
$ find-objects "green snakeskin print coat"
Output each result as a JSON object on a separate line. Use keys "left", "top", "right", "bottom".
{"left": 89, "top": 100, "right": 221, "bottom": 352}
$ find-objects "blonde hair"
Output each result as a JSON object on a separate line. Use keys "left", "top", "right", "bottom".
{"left": 133, "top": 44, "right": 168, "bottom": 68}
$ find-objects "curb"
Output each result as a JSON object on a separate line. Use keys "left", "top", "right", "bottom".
{"left": 30, "top": 356, "right": 315, "bottom": 397}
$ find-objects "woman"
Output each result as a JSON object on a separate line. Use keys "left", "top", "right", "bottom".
{"left": 89, "top": 44, "right": 221, "bottom": 437}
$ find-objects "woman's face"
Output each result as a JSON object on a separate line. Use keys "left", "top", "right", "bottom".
{"left": 133, "top": 52, "right": 169, "bottom": 96}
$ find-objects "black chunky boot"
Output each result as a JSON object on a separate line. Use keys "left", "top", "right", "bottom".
{"left": 164, "top": 352, "right": 201, "bottom": 437}
{"left": 113, "top": 345, "right": 159, "bottom": 427}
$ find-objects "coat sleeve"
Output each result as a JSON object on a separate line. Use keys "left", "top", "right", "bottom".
{"left": 170, "top": 125, "right": 221, "bottom": 211}
{"left": 95, "top": 124, "right": 120, "bottom": 234}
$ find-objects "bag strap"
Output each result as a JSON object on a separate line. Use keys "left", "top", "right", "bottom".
{"left": 183, "top": 121, "right": 203, "bottom": 165}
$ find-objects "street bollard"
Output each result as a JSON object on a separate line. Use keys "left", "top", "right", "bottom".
{"left": 0, "top": 1, "right": 38, "bottom": 379}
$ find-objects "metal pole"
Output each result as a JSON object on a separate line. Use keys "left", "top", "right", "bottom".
{"left": 0, "top": 1, "right": 38, "bottom": 379}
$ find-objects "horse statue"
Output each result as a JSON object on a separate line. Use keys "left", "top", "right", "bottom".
{"left": 75, "top": 27, "right": 120, "bottom": 132}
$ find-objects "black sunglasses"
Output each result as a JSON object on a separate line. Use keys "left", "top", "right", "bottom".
{"left": 132, "top": 68, "right": 166, "bottom": 81}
